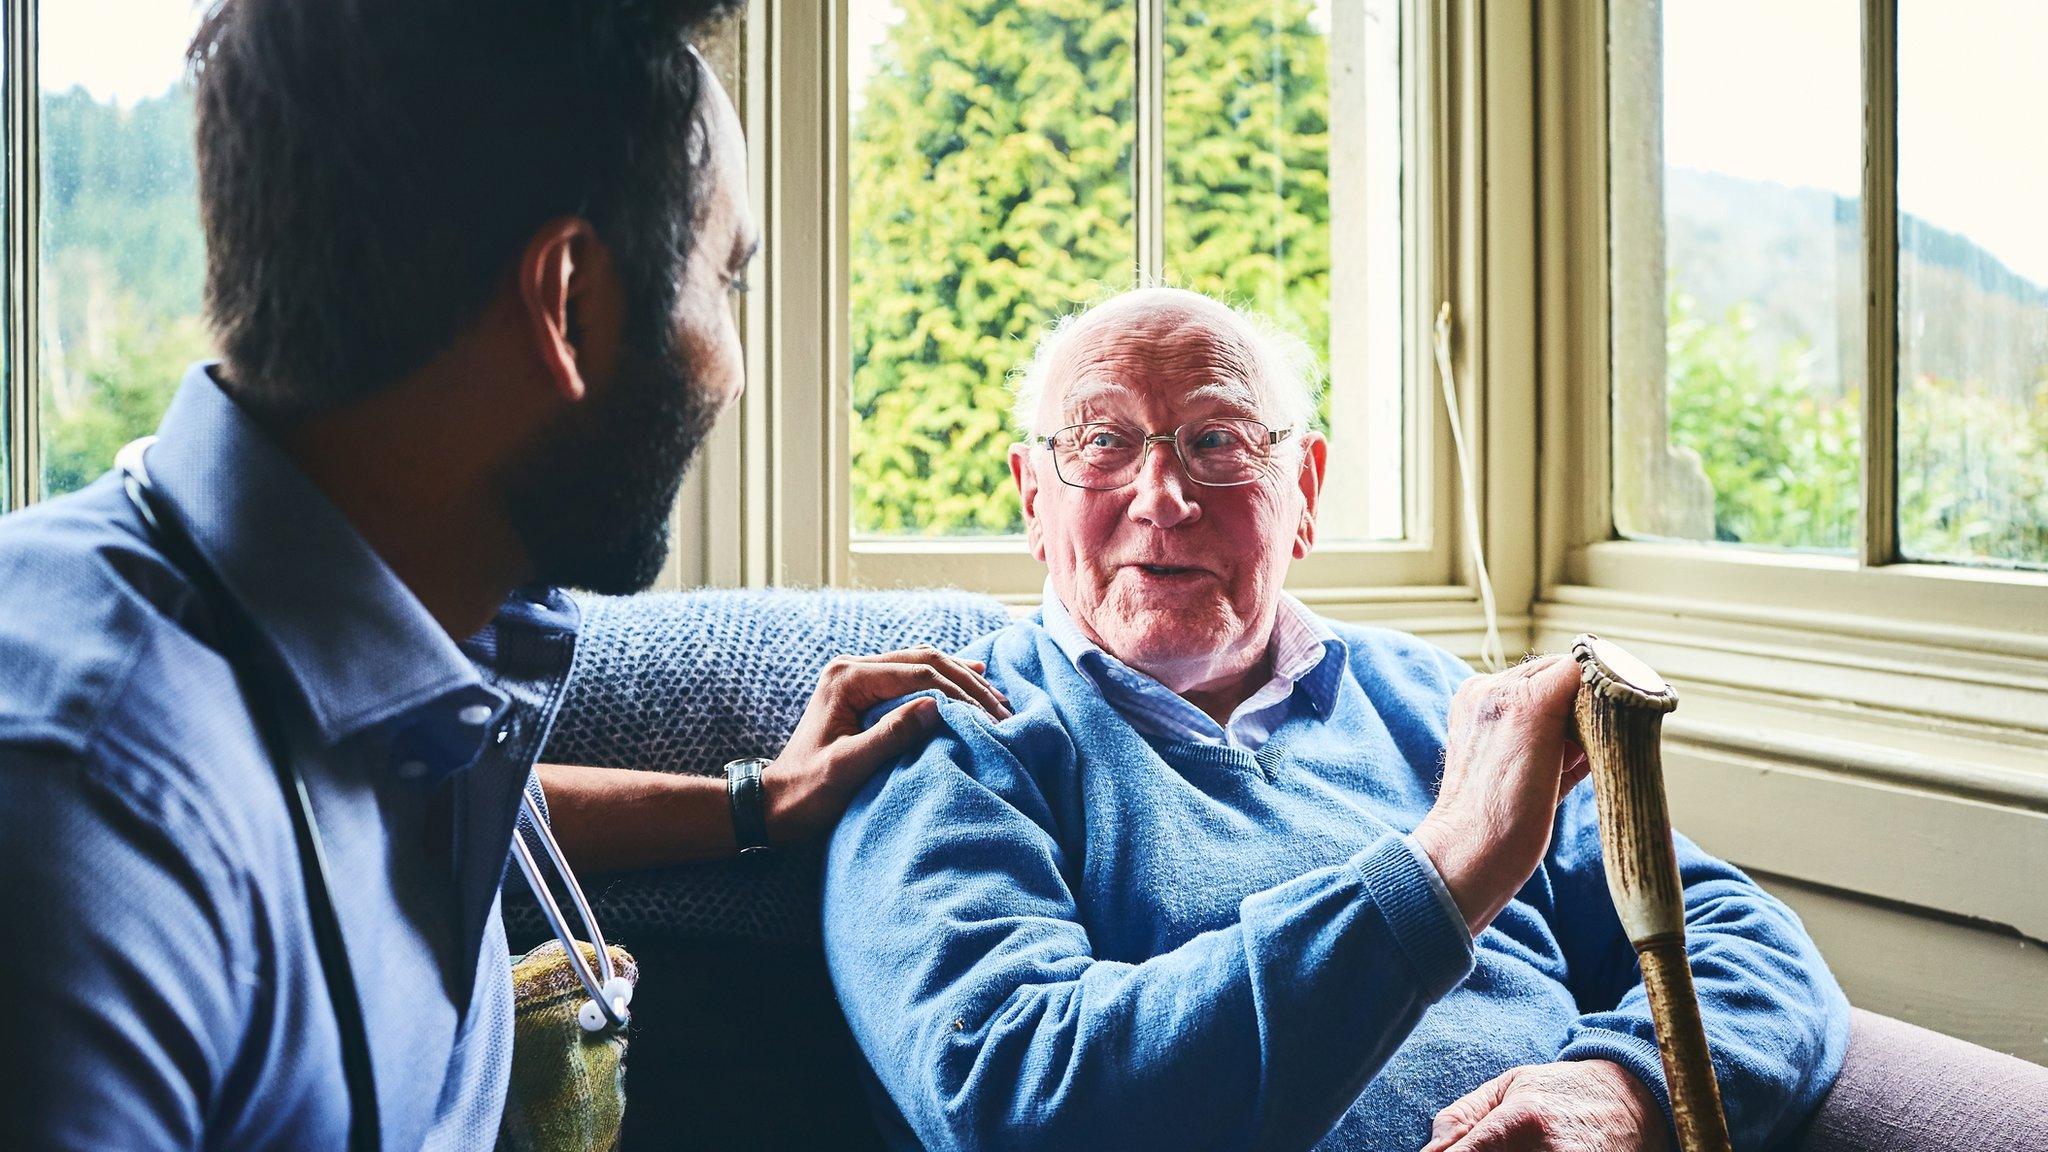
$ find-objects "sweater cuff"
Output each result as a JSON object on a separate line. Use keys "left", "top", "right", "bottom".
{"left": 1558, "top": 1030, "right": 1676, "bottom": 1130}
{"left": 1352, "top": 834, "right": 1474, "bottom": 998}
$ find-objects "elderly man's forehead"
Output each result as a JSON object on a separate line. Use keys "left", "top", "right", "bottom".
{"left": 1046, "top": 298, "right": 1269, "bottom": 410}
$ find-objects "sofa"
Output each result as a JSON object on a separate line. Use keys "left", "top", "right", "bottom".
{"left": 507, "top": 589, "right": 2048, "bottom": 1151}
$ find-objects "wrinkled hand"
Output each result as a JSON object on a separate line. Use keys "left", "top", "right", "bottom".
{"left": 1410, "top": 656, "right": 1590, "bottom": 937}
{"left": 763, "top": 644, "right": 1011, "bottom": 845}
{"left": 1421, "top": 1060, "right": 1671, "bottom": 1152}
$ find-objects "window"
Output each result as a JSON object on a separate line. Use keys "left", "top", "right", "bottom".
{"left": 1610, "top": 0, "right": 2048, "bottom": 572}
{"left": 844, "top": 0, "right": 1136, "bottom": 538}
{"left": 35, "top": 1, "right": 209, "bottom": 500}
{"left": 844, "top": 0, "right": 1409, "bottom": 545}
{"left": 1894, "top": 1, "right": 2048, "bottom": 569}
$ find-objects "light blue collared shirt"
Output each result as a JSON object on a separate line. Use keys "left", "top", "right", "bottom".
{"left": 0, "top": 364, "right": 579, "bottom": 1150}
{"left": 1039, "top": 579, "right": 1347, "bottom": 752}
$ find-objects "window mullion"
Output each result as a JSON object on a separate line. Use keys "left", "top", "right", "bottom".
{"left": 1859, "top": 0, "right": 1899, "bottom": 569}
{"left": 3, "top": 0, "right": 37, "bottom": 511}
{"left": 1133, "top": 0, "right": 1164, "bottom": 280}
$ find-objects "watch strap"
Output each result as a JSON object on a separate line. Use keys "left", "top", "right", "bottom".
{"left": 724, "top": 757, "right": 773, "bottom": 854}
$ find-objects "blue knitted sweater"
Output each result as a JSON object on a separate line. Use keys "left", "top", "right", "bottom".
{"left": 823, "top": 616, "right": 1850, "bottom": 1151}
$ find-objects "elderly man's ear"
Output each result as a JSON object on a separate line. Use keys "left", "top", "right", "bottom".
{"left": 1010, "top": 442, "right": 1046, "bottom": 560}
{"left": 1294, "top": 432, "right": 1329, "bottom": 559}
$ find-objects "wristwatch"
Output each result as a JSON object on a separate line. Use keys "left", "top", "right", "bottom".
{"left": 723, "top": 756, "right": 775, "bottom": 855}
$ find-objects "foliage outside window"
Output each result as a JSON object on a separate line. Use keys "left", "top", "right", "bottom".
{"left": 37, "top": 2, "right": 211, "bottom": 500}
{"left": 847, "top": 0, "right": 1404, "bottom": 540}
{"left": 1613, "top": 0, "right": 2048, "bottom": 570}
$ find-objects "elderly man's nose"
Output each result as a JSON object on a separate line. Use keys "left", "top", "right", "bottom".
{"left": 1126, "top": 441, "right": 1199, "bottom": 527}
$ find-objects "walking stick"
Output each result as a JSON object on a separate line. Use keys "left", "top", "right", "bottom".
{"left": 1570, "top": 634, "right": 1733, "bottom": 1152}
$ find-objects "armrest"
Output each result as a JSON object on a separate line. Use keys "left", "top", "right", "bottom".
{"left": 1791, "top": 1008, "right": 2048, "bottom": 1152}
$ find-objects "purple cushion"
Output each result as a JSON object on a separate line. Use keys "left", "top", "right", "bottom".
{"left": 1793, "top": 1009, "right": 2048, "bottom": 1151}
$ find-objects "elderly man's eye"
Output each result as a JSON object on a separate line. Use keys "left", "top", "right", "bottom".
{"left": 1080, "top": 428, "right": 1135, "bottom": 451}
{"left": 1189, "top": 424, "right": 1251, "bottom": 453}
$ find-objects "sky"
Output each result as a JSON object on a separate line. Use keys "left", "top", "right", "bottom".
{"left": 40, "top": 0, "right": 2048, "bottom": 286}
{"left": 39, "top": 0, "right": 202, "bottom": 106}
{"left": 1665, "top": 0, "right": 2048, "bottom": 286}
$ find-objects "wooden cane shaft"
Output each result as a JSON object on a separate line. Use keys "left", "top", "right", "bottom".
{"left": 1637, "top": 936, "right": 1734, "bottom": 1152}
{"left": 1571, "top": 634, "right": 1731, "bottom": 1152}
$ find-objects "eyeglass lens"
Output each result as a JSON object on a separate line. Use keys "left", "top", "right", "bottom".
{"left": 1049, "top": 420, "right": 1275, "bottom": 489}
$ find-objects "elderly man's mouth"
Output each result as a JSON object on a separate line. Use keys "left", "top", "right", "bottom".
{"left": 1123, "top": 563, "right": 1213, "bottom": 582}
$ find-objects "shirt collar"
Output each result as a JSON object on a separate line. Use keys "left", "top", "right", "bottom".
{"left": 1038, "top": 578, "right": 1347, "bottom": 717}
{"left": 143, "top": 363, "right": 508, "bottom": 771}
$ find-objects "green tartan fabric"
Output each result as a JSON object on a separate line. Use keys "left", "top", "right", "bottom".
{"left": 498, "top": 941, "right": 639, "bottom": 1152}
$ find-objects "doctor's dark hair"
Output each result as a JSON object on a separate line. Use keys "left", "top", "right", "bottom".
{"left": 189, "top": 0, "right": 740, "bottom": 418}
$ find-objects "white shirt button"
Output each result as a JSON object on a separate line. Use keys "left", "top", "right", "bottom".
{"left": 396, "top": 759, "right": 429, "bottom": 779}
{"left": 458, "top": 703, "right": 494, "bottom": 726}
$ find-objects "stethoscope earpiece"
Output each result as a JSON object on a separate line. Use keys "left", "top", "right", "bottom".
{"left": 576, "top": 977, "right": 635, "bottom": 1033}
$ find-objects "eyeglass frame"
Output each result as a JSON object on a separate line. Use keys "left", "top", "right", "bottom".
{"left": 1034, "top": 418, "right": 1297, "bottom": 491}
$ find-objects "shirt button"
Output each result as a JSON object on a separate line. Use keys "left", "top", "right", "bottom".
{"left": 457, "top": 703, "right": 494, "bottom": 726}
{"left": 396, "top": 759, "right": 429, "bottom": 779}
{"left": 494, "top": 725, "right": 512, "bottom": 745}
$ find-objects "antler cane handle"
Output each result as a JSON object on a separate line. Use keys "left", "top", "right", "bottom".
{"left": 1571, "top": 634, "right": 1732, "bottom": 1152}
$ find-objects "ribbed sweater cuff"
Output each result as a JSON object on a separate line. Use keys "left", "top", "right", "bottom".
{"left": 1559, "top": 1030, "right": 1676, "bottom": 1129}
{"left": 1353, "top": 834, "right": 1474, "bottom": 999}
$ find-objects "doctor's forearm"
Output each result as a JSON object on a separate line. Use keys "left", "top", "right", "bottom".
{"left": 535, "top": 762, "right": 738, "bottom": 874}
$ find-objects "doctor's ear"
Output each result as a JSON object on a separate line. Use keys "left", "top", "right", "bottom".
{"left": 516, "top": 217, "right": 627, "bottom": 406}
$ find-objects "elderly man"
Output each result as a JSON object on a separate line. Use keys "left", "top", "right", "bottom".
{"left": 823, "top": 287, "right": 1848, "bottom": 1151}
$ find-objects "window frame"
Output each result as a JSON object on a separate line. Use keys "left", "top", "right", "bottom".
{"left": 670, "top": 0, "right": 1526, "bottom": 646}
{"left": 1535, "top": 0, "right": 2048, "bottom": 736}
{"left": 1, "top": 0, "right": 35, "bottom": 513}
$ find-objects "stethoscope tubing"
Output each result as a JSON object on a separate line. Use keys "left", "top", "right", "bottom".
{"left": 512, "top": 793, "right": 632, "bottom": 1030}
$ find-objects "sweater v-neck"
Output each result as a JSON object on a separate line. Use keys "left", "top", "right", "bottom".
{"left": 1033, "top": 623, "right": 1332, "bottom": 785}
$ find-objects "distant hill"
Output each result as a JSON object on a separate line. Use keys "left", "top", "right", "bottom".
{"left": 1666, "top": 167, "right": 2048, "bottom": 404}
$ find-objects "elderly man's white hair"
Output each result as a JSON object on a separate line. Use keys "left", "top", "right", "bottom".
{"left": 1009, "top": 287, "right": 1324, "bottom": 437}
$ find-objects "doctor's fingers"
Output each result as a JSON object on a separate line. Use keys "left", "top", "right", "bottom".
{"left": 825, "top": 653, "right": 1012, "bottom": 720}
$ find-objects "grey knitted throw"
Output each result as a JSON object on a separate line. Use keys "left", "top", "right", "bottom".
{"left": 505, "top": 587, "right": 1010, "bottom": 949}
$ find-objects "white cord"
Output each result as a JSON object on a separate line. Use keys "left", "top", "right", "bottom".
{"left": 1433, "top": 301, "right": 1507, "bottom": 672}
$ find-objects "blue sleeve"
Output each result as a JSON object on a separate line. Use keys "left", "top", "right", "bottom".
{"left": 0, "top": 744, "right": 247, "bottom": 1151}
{"left": 1546, "top": 787, "right": 1851, "bottom": 1150}
{"left": 823, "top": 701, "right": 1475, "bottom": 1152}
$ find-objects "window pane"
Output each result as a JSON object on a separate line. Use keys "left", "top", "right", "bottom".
{"left": 1610, "top": 0, "right": 1862, "bottom": 550}
{"left": 848, "top": 0, "right": 1136, "bottom": 537}
{"left": 0, "top": 39, "right": 8, "bottom": 510}
{"left": 1896, "top": 1, "right": 2048, "bottom": 569}
{"left": 39, "top": 0, "right": 210, "bottom": 499}
{"left": 1163, "top": 0, "right": 1402, "bottom": 541}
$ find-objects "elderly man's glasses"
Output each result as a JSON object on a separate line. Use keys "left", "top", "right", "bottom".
{"left": 1038, "top": 419, "right": 1295, "bottom": 490}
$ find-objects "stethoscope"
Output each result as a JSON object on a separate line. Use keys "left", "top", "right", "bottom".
{"left": 118, "top": 436, "right": 631, "bottom": 1042}
{"left": 511, "top": 790, "right": 634, "bottom": 1031}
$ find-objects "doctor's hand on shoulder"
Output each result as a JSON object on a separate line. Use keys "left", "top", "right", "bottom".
{"left": 538, "top": 644, "right": 1008, "bottom": 874}
{"left": 762, "top": 644, "right": 1012, "bottom": 845}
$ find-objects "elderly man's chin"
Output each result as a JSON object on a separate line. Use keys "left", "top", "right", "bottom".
{"left": 1092, "top": 570, "right": 1248, "bottom": 666}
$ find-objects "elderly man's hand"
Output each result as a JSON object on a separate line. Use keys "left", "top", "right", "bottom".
{"left": 1421, "top": 1060, "right": 1671, "bottom": 1152}
{"left": 1411, "top": 655, "right": 1590, "bottom": 937}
